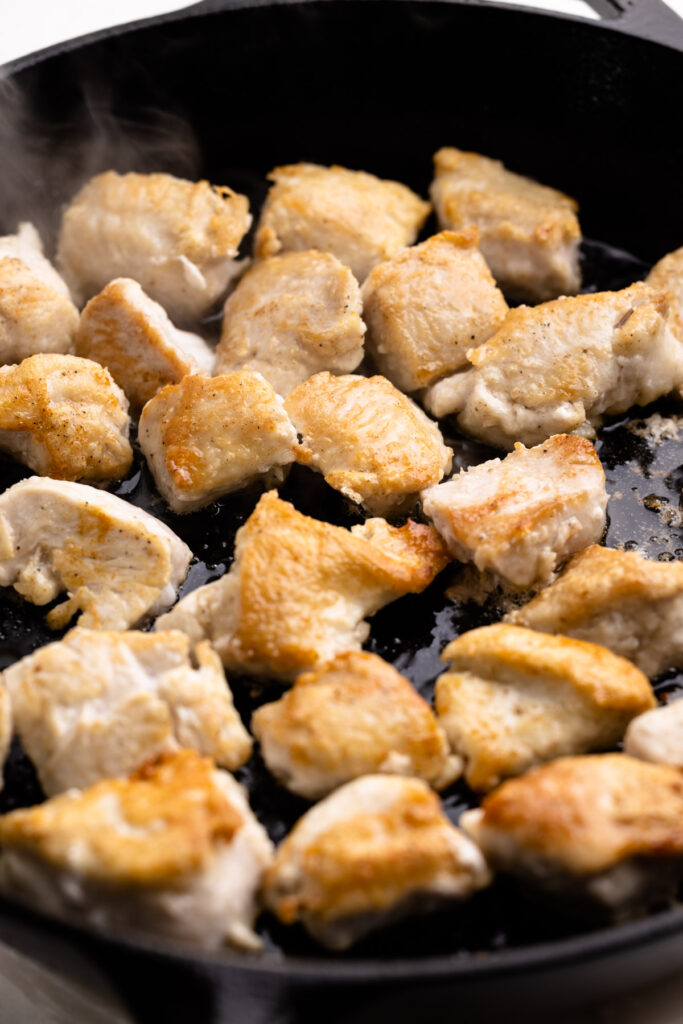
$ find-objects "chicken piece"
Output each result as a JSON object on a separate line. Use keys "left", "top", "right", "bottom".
{"left": 263, "top": 774, "right": 489, "bottom": 948}
{"left": 430, "top": 147, "right": 581, "bottom": 302}
{"left": 4, "top": 627, "right": 252, "bottom": 795}
{"left": 507, "top": 545, "right": 683, "bottom": 678}
{"left": 157, "top": 490, "right": 448, "bottom": 681}
{"left": 647, "top": 247, "right": 683, "bottom": 346}
{"left": 0, "top": 685, "right": 12, "bottom": 792}
{"left": 0, "top": 354, "right": 132, "bottom": 482}
{"left": 76, "top": 278, "right": 214, "bottom": 413}
{"left": 0, "top": 222, "right": 72, "bottom": 298}
{"left": 215, "top": 250, "right": 365, "bottom": 396}
{"left": 0, "top": 256, "right": 79, "bottom": 365}
{"left": 461, "top": 755, "right": 683, "bottom": 919}
{"left": 421, "top": 434, "right": 606, "bottom": 587}
{"left": 252, "top": 651, "right": 460, "bottom": 799}
{"left": 435, "top": 624, "right": 654, "bottom": 793}
{"left": 57, "top": 171, "right": 251, "bottom": 322}
{"left": 0, "top": 477, "right": 191, "bottom": 631}
{"left": 139, "top": 371, "right": 297, "bottom": 513}
{"left": 285, "top": 372, "right": 452, "bottom": 516}
{"left": 254, "top": 163, "right": 430, "bottom": 283}
{"left": 624, "top": 699, "right": 683, "bottom": 769}
{"left": 0, "top": 750, "right": 274, "bottom": 950}
{"left": 361, "top": 229, "right": 508, "bottom": 393}
{"left": 424, "top": 284, "right": 682, "bottom": 448}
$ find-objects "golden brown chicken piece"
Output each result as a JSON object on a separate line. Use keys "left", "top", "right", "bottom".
{"left": 430, "top": 147, "right": 581, "bottom": 302}
{"left": 647, "top": 247, "right": 683, "bottom": 345}
{"left": 285, "top": 372, "right": 452, "bottom": 516}
{"left": 4, "top": 627, "right": 252, "bottom": 795}
{"left": 215, "top": 250, "right": 365, "bottom": 396}
{"left": 435, "top": 624, "right": 654, "bottom": 793}
{"left": 0, "top": 477, "right": 192, "bottom": 631}
{"left": 0, "top": 750, "right": 274, "bottom": 949}
{"left": 254, "top": 163, "right": 430, "bottom": 282}
{"left": 421, "top": 434, "right": 607, "bottom": 587}
{"left": 0, "top": 256, "right": 79, "bottom": 365}
{"left": 461, "top": 754, "right": 683, "bottom": 918}
{"left": 0, "top": 222, "right": 72, "bottom": 298}
{"left": 157, "top": 490, "right": 448, "bottom": 681}
{"left": 0, "top": 354, "right": 132, "bottom": 482}
{"left": 0, "top": 685, "right": 12, "bottom": 792}
{"left": 57, "top": 171, "right": 251, "bottom": 322}
{"left": 361, "top": 229, "right": 508, "bottom": 393}
{"left": 263, "top": 774, "right": 490, "bottom": 948}
{"left": 139, "top": 371, "right": 297, "bottom": 513}
{"left": 507, "top": 545, "right": 683, "bottom": 678}
{"left": 252, "top": 651, "right": 461, "bottom": 798}
{"left": 424, "top": 284, "right": 683, "bottom": 447}
{"left": 76, "top": 278, "right": 214, "bottom": 413}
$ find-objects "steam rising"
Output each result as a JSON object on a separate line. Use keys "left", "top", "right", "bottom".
{"left": 0, "top": 72, "right": 200, "bottom": 253}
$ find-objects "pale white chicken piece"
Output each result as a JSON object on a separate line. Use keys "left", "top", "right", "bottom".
{"left": 215, "top": 250, "right": 365, "bottom": 396}
{"left": 424, "top": 284, "right": 682, "bottom": 448}
{"left": 0, "top": 750, "right": 274, "bottom": 950}
{"left": 624, "top": 699, "right": 683, "bottom": 769}
{"left": 57, "top": 171, "right": 251, "bottom": 322}
{"left": 0, "top": 223, "right": 72, "bottom": 298}
{"left": 252, "top": 651, "right": 461, "bottom": 799}
{"left": 263, "top": 774, "right": 490, "bottom": 949}
{"left": 254, "top": 163, "right": 430, "bottom": 282}
{"left": 361, "top": 229, "right": 508, "bottom": 393}
{"left": 0, "top": 477, "right": 191, "bottom": 630}
{"left": 4, "top": 627, "right": 252, "bottom": 795}
{"left": 421, "top": 434, "right": 607, "bottom": 586}
{"left": 430, "top": 147, "right": 581, "bottom": 302}
{"left": 507, "top": 545, "right": 683, "bottom": 678}
{"left": 0, "top": 256, "right": 79, "bottom": 365}
{"left": 435, "top": 624, "right": 654, "bottom": 793}
{"left": 139, "top": 371, "right": 297, "bottom": 513}
{"left": 76, "top": 278, "right": 214, "bottom": 413}
{"left": 647, "top": 247, "right": 683, "bottom": 346}
{"left": 0, "top": 354, "right": 132, "bottom": 482}
{"left": 157, "top": 490, "right": 448, "bottom": 681}
{"left": 461, "top": 755, "right": 683, "bottom": 919}
{"left": 284, "top": 372, "right": 452, "bottom": 516}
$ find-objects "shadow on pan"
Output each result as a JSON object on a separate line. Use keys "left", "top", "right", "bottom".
{"left": 0, "top": 1, "right": 683, "bottom": 1021}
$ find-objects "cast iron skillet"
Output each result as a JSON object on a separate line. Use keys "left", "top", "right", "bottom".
{"left": 2, "top": 2, "right": 683, "bottom": 1021}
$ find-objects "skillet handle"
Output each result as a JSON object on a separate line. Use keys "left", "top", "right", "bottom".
{"left": 184, "top": 0, "right": 683, "bottom": 49}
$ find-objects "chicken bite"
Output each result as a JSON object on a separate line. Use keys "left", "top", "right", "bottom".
{"left": 254, "top": 163, "right": 430, "bottom": 283}
{"left": 430, "top": 147, "right": 581, "bottom": 302}
{"left": 252, "top": 651, "right": 460, "bottom": 799}
{"left": 157, "top": 490, "right": 448, "bottom": 681}
{"left": 285, "top": 372, "right": 452, "bottom": 516}
{"left": 624, "top": 699, "right": 683, "bottom": 769}
{"left": 76, "top": 278, "right": 214, "bottom": 413}
{"left": 0, "top": 354, "right": 132, "bottom": 483}
{"left": 139, "top": 371, "right": 297, "bottom": 513}
{"left": 0, "top": 750, "right": 274, "bottom": 950}
{"left": 0, "top": 256, "right": 79, "bottom": 365}
{"left": 421, "top": 434, "right": 606, "bottom": 587}
{"left": 435, "top": 624, "right": 654, "bottom": 793}
{"left": 361, "top": 229, "right": 508, "bottom": 393}
{"left": 647, "top": 247, "right": 683, "bottom": 346}
{"left": 215, "top": 250, "right": 365, "bottom": 396}
{"left": 424, "top": 284, "right": 682, "bottom": 448}
{"left": 507, "top": 545, "right": 683, "bottom": 678}
{"left": 0, "top": 477, "right": 191, "bottom": 630}
{"left": 461, "top": 755, "right": 683, "bottom": 919}
{"left": 57, "top": 171, "right": 251, "bottom": 322}
{"left": 0, "top": 685, "right": 12, "bottom": 792}
{"left": 4, "top": 627, "right": 252, "bottom": 795}
{"left": 263, "top": 774, "right": 490, "bottom": 949}
{"left": 0, "top": 222, "right": 72, "bottom": 298}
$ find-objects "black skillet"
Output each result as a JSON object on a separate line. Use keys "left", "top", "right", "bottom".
{"left": 1, "top": 2, "right": 683, "bottom": 1021}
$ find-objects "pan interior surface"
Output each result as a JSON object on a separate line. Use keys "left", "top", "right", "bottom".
{"left": 0, "top": 0, "right": 682, "bottom": 982}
